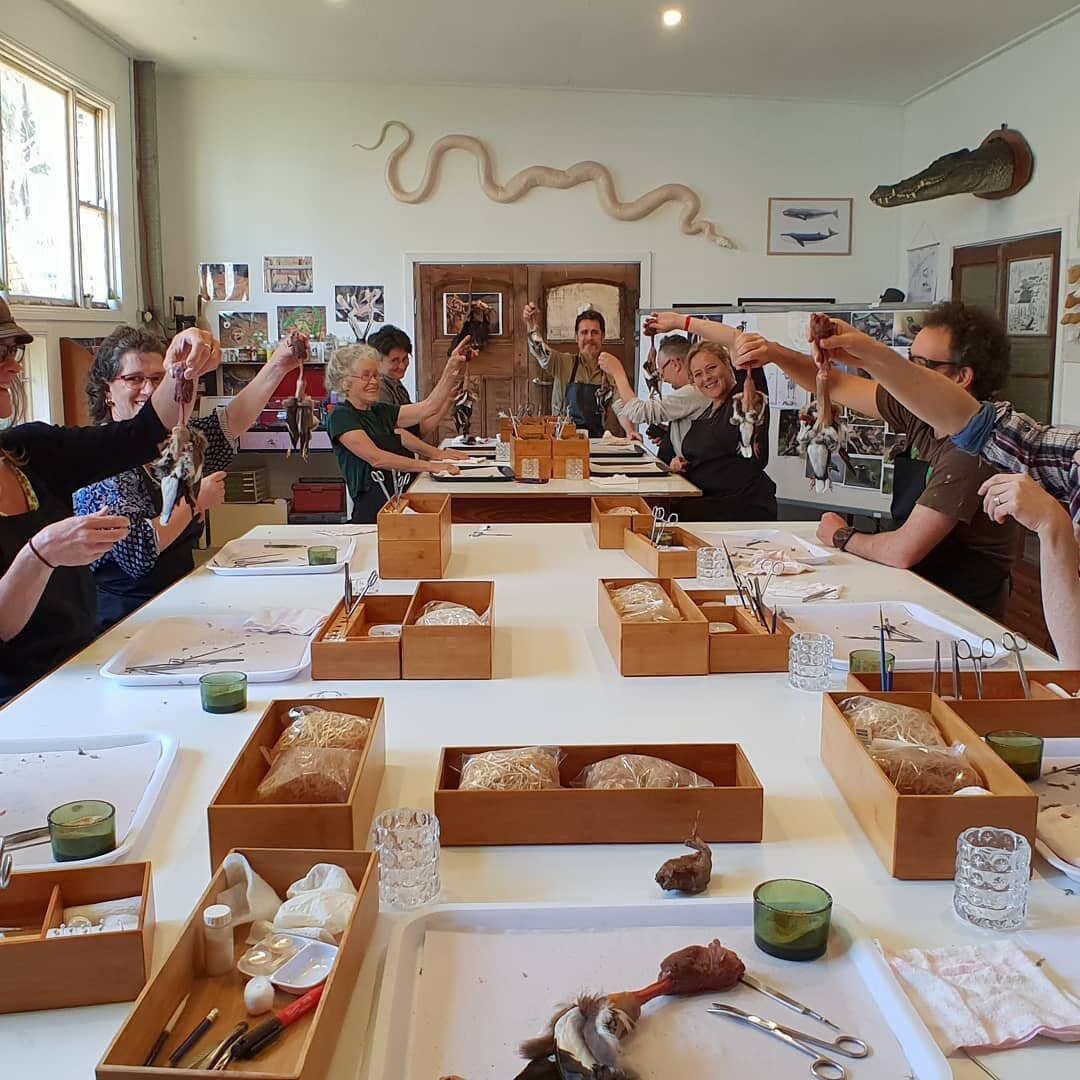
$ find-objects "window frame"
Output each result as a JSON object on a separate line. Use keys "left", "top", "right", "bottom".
{"left": 0, "top": 40, "right": 119, "bottom": 309}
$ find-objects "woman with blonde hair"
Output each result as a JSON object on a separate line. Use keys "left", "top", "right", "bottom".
{"left": 326, "top": 339, "right": 470, "bottom": 521}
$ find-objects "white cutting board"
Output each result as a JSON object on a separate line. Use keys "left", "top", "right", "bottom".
{"left": 208, "top": 535, "right": 356, "bottom": 575}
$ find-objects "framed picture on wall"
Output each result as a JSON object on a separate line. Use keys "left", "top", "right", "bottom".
{"left": 767, "top": 198, "right": 853, "bottom": 256}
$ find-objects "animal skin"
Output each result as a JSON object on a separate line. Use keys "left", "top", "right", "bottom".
{"left": 356, "top": 121, "right": 735, "bottom": 248}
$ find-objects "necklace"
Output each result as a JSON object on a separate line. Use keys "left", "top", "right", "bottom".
{"left": 0, "top": 455, "right": 39, "bottom": 515}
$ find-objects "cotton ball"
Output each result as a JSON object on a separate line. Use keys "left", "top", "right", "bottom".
{"left": 953, "top": 786, "right": 990, "bottom": 797}
{"left": 244, "top": 975, "right": 274, "bottom": 1015}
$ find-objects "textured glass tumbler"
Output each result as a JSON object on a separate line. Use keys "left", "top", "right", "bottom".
{"left": 495, "top": 440, "right": 511, "bottom": 463}
{"left": 954, "top": 826, "right": 1030, "bottom": 931}
{"left": 565, "top": 458, "right": 584, "bottom": 481}
{"left": 788, "top": 633, "right": 834, "bottom": 691}
{"left": 696, "top": 546, "right": 726, "bottom": 581}
{"left": 370, "top": 807, "right": 441, "bottom": 910}
{"left": 521, "top": 457, "right": 540, "bottom": 480}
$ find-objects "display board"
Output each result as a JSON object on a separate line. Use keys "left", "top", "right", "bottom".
{"left": 635, "top": 305, "right": 931, "bottom": 516}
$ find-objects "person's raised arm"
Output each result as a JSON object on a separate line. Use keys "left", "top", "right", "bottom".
{"left": 337, "top": 429, "right": 458, "bottom": 476}
{"left": 523, "top": 302, "right": 553, "bottom": 369}
{"left": 599, "top": 351, "right": 704, "bottom": 426}
{"left": 645, "top": 311, "right": 737, "bottom": 349}
{"left": 149, "top": 328, "right": 222, "bottom": 430}
{"left": 223, "top": 332, "right": 304, "bottom": 435}
{"left": 398, "top": 338, "right": 468, "bottom": 428}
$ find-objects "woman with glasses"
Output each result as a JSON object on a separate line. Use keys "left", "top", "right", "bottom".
{"left": 325, "top": 341, "right": 470, "bottom": 522}
{"left": 0, "top": 298, "right": 31, "bottom": 429}
{"left": 0, "top": 326, "right": 220, "bottom": 703}
{"left": 73, "top": 324, "right": 302, "bottom": 629}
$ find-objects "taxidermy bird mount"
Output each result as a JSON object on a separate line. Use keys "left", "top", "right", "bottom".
{"left": 870, "top": 126, "right": 1033, "bottom": 207}
{"left": 355, "top": 121, "right": 735, "bottom": 248}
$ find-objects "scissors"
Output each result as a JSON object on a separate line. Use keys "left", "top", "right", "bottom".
{"left": 1000, "top": 631, "right": 1031, "bottom": 700}
{"left": 0, "top": 837, "right": 11, "bottom": 891}
{"left": 369, "top": 470, "right": 392, "bottom": 504}
{"left": 956, "top": 637, "right": 996, "bottom": 699}
{"left": 708, "top": 1003, "right": 868, "bottom": 1078}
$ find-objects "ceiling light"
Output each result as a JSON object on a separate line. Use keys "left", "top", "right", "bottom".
{"left": 662, "top": 9, "right": 683, "bottom": 27}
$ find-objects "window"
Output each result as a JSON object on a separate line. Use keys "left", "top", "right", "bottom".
{"left": 0, "top": 47, "right": 116, "bottom": 306}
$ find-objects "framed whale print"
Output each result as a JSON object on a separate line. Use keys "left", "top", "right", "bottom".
{"left": 767, "top": 198, "right": 853, "bottom": 256}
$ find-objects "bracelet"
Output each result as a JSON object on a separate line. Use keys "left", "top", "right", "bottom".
{"left": 684, "top": 316, "right": 692, "bottom": 332}
{"left": 833, "top": 526, "right": 856, "bottom": 551}
{"left": 27, "top": 536, "right": 55, "bottom": 569}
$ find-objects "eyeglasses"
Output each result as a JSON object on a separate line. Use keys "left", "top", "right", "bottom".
{"left": 910, "top": 353, "right": 958, "bottom": 372}
{"left": 117, "top": 373, "right": 165, "bottom": 388}
{"left": 349, "top": 371, "right": 381, "bottom": 384}
{"left": 0, "top": 344, "right": 25, "bottom": 363}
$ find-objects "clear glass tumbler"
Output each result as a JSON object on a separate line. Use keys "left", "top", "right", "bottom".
{"left": 953, "top": 826, "right": 1030, "bottom": 931}
{"left": 788, "top": 633, "right": 834, "bottom": 691}
{"left": 696, "top": 546, "right": 726, "bottom": 581}
{"left": 370, "top": 807, "right": 441, "bottom": 910}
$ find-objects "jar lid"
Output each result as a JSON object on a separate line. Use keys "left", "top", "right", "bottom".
{"left": 204, "top": 903, "right": 232, "bottom": 929}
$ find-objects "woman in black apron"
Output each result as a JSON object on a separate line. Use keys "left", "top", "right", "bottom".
{"left": 671, "top": 343, "right": 776, "bottom": 521}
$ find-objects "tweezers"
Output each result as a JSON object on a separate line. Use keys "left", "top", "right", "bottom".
{"left": 1, "top": 826, "right": 50, "bottom": 850}
{"left": 188, "top": 1022, "right": 248, "bottom": 1070}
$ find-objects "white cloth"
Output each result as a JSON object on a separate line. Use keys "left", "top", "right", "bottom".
{"left": 1039, "top": 806, "right": 1080, "bottom": 867}
{"left": 589, "top": 475, "right": 639, "bottom": 489}
{"left": 216, "top": 852, "right": 283, "bottom": 942}
{"left": 766, "top": 581, "right": 843, "bottom": 602}
{"left": 243, "top": 608, "right": 327, "bottom": 636}
{"left": 272, "top": 862, "right": 358, "bottom": 942}
{"left": 62, "top": 895, "right": 142, "bottom": 925}
{"left": 885, "top": 941, "right": 1080, "bottom": 1053}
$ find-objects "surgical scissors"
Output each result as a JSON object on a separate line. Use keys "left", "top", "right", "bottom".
{"left": 1000, "top": 631, "right": 1031, "bottom": 700}
{"left": 708, "top": 1003, "right": 868, "bottom": 1078}
{"left": 955, "top": 637, "right": 996, "bottom": 699}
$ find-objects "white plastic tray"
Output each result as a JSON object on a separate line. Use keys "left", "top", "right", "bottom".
{"left": 783, "top": 601, "right": 1005, "bottom": 671}
{"left": 100, "top": 614, "right": 314, "bottom": 685}
{"left": 696, "top": 527, "right": 834, "bottom": 565}
{"left": 1032, "top": 739, "right": 1080, "bottom": 884}
{"left": 364, "top": 900, "right": 949, "bottom": 1080}
{"left": 207, "top": 535, "right": 356, "bottom": 576}
{"left": 0, "top": 731, "right": 176, "bottom": 871}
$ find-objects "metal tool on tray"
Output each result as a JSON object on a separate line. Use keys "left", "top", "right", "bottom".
{"left": 370, "top": 469, "right": 393, "bottom": 505}
{"left": 932, "top": 639, "right": 941, "bottom": 697}
{"left": 708, "top": 1003, "right": 867, "bottom": 1078}
{"left": 649, "top": 506, "right": 678, "bottom": 546}
{"left": 123, "top": 642, "right": 246, "bottom": 675}
{"left": 956, "top": 637, "right": 996, "bottom": 700}
{"left": 1000, "top": 631, "right": 1031, "bottom": 700}
{"left": 739, "top": 974, "right": 844, "bottom": 1031}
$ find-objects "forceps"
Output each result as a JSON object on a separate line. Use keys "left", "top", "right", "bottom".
{"left": 708, "top": 1003, "right": 868, "bottom": 1078}
{"left": 649, "top": 507, "right": 678, "bottom": 545}
{"left": 1000, "top": 631, "right": 1031, "bottom": 700}
{"left": 956, "top": 637, "right": 996, "bottom": 699}
{"left": 0, "top": 837, "right": 11, "bottom": 890}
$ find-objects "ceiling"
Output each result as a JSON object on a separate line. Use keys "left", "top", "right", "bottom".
{"left": 57, "top": 0, "right": 1080, "bottom": 104}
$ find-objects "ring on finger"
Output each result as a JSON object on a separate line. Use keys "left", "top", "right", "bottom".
{"left": 994, "top": 494, "right": 1004, "bottom": 505}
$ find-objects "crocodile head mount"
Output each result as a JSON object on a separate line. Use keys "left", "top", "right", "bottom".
{"left": 870, "top": 126, "right": 1033, "bottom": 208}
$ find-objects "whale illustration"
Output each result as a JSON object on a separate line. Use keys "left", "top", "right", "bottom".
{"left": 782, "top": 208, "right": 840, "bottom": 221}
{"left": 781, "top": 228, "right": 839, "bottom": 248}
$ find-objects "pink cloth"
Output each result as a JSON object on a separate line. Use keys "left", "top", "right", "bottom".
{"left": 885, "top": 941, "right": 1080, "bottom": 1053}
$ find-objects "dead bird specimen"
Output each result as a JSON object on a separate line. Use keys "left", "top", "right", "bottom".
{"left": 799, "top": 313, "right": 848, "bottom": 492}
{"left": 283, "top": 332, "right": 316, "bottom": 459}
{"left": 655, "top": 821, "right": 712, "bottom": 894}
{"left": 155, "top": 424, "right": 207, "bottom": 525}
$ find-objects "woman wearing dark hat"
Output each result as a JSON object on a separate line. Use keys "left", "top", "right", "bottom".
{"left": 0, "top": 298, "right": 32, "bottom": 429}
{"left": 0, "top": 324, "right": 221, "bottom": 704}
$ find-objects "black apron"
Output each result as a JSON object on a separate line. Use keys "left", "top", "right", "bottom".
{"left": 891, "top": 452, "right": 1009, "bottom": 618}
{"left": 349, "top": 429, "right": 414, "bottom": 523}
{"left": 93, "top": 467, "right": 204, "bottom": 631}
{"left": 564, "top": 356, "right": 606, "bottom": 438}
{"left": 674, "top": 399, "right": 777, "bottom": 521}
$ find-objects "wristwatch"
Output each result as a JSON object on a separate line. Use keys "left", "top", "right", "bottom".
{"left": 832, "top": 525, "right": 856, "bottom": 551}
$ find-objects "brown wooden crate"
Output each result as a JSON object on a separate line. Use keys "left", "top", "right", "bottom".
{"left": 311, "top": 596, "right": 410, "bottom": 680}
{"left": 590, "top": 496, "right": 653, "bottom": 548}
{"left": 401, "top": 581, "right": 494, "bottom": 679}
{"left": 623, "top": 524, "right": 708, "bottom": 579}
{"left": 688, "top": 589, "right": 793, "bottom": 673}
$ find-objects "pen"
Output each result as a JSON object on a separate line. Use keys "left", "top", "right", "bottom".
{"left": 143, "top": 993, "right": 190, "bottom": 1066}
{"left": 168, "top": 1006, "right": 219, "bottom": 1068}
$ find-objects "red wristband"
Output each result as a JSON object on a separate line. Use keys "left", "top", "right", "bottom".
{"left": 684, "top": 316, "right": 692, "bottom": 332}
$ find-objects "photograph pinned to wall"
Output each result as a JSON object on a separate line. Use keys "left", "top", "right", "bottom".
{"left": 198, "top": 262, "right": 250, "bottom": 302}
{"left": 444, "top": 292, "right": 502, "bottom": 338}
{"left": 852, "top": 310, "right": 894, "bottom": 344}
{"left": 777, "top": 408, "right": 804, "bottom": 456}
{"left": 264, "top": 256, "right": 314, "bottom": 294}
{"left": 277, "top": 305, "right": 327, "bottom": 340}
{"left": 767, "top": 198, "right": 853, "bottom": 256}
{"left": 844, "top": 454, "right": 883, "bottom": 491}
{"left": 335, "top": 285, "right": 385, "bottom": 325}
{"left": 906, "top": 244, "right": 939, "bottom": 304}
{"left": 218, "top": 311, "right": 269, "bottom": 350}
{"left": 804, "top": 450, "right": 845, "bottom": 487}
{"left": 767, "top": 366, "right": 807, "bottom": 410}
{"left": 846, "top": 421, "right": 885, "bottom": 457}
{"left": 783, "top": 310, "right": 850, "bottom": 352}
{"left": 883, "top": 431, "right": 907, "bottom": 466}
{"left": 882, "top": 464, "right": 895, "bottom": 496}
{"left": 892, "top": 310, "right": 927, "bottom": 348}
{"left": 1006, "top": 256, "right": 1053, "bottom": 335}
{"left": 548, "top": 283, "right": 619, "bottom": 339}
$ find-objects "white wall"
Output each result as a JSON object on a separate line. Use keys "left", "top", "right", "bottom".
{"left": 0, "top": 0, "right": 140, "bottom": 422}
{"left": 898, "top": 8, "right": 1080, "bottom": 422}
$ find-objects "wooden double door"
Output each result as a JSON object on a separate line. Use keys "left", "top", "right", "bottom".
{"left": 414, "top": 262, "right": 641, "bottom": 441}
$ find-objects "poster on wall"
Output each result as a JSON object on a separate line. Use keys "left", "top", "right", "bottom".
{"left": 1006, "top": 257, "right": 1053, "bottom": 335}
{"left": 218, "top": 311, "right": 269, "bottom": 349}
{"left": 264, "top": 256, "right": 314, "bottom": 293}
{"left": 277, "top": 305, "right": 327, "bottom": 340}
{"left": 334, "top": 285, "right": 385, "bottom": 326}
{"left": 766, "top": 366, "right": 807, "bottom": 409}
{"left": 198, "top": 262, "right": 249, "bottom": 302}
{"left": 906, "top": 244, "right": 939, "bottom": 304}
{"left": 767, "top": 198, "right": 853, "bottom": 256}
{"left": 777, "top": 409, "right": 803, "bottom": 456}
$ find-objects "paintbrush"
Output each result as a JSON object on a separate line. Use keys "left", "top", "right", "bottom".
{"left": 144, "top": 993, "right": 190, "bottom": 1066}
{"left": 878, "top": 605, "right": 889, "bottom": 691}
{"left": 720, "top": 541, "right": 748, "bottom": 608}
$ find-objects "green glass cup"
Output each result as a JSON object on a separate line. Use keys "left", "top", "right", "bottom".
{"left": 48, "top": 800, "right": 116, "bottom": 862}
{"left": 200, "top": 671, "right": 248, "bottom": 714}
{"left": 307, "top": 545, "right": 338, "bottom": 566}
{"left": 849, "top": 649, "right": 895, "bottom": 681}
{"left": 753, "top": 878, "right": 833, "bottom": 961}
{"left": 985, "top": 730, "right": 1043, "bottom": 781}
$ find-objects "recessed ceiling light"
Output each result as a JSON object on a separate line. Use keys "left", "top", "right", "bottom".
{"left": 662, "top": 9, "right": 683, "bottom": 27}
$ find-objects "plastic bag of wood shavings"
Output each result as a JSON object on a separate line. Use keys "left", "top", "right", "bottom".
{"left": 572, "top": 754, "right": 714, "bottom": 790}
{"left": 256, "top": 746, "right": 362, "bottom": 803}
{"left": 270, "top": 707, "right": 372, "bottom": 758}
{"left": 839, "top": 696, "right": 946, "bottom": 747}
{"left": 458, "top": 746, "right": 563, "bottom": 791}
{"left": 604, "top": 506, "right": 638, "bottom": 515}
{"left": 869, "top": 742, "right": 984, "bottom": 795}
{"left": 417, "top": 600, "right": 484, "bottom": 626}
{"left": 608, "top": 580, "right": 682, "bottom": 623}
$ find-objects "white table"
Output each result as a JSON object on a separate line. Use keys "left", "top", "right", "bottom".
{"left": 1, "top": 522, "right": 1077, "bottom": 1080}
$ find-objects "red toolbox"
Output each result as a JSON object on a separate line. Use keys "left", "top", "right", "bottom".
{"left": 292, "top": 477, "right": 345, "bottom": 513}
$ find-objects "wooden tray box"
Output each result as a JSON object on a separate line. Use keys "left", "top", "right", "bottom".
{"left": 377, "top": 493, "right": 452, "bottom": 579}
{"left": 511, "top": 435, "right": 553, "bottom": 481}
{"left": 624, "top": 522, "right": 709, "bottom": 579}
{"left": 0, "top": 861, "right": 153, "bottom": 1014}
{"left": 551, "top": 433, "right": 591, "bottom": 479}
{"left": 500, "top": 418, "right": 547, "bottom": 440}
{"left": 207, "top": 698, "right": 385, "bottom": 870}
{"left": 947, "top": 698, "right": 1080, "bottom": 740}
{"left": 820, "top": 691, "right": 1038, "bottom": 880}
{"left": 435, "top": 742, "right": 763, "bottom": 845}
{"left": 598, "top": 578, "right": 708, "bottom": 676}
{"left": 590, "top": 496, "right": 653, "bottom": 548}
{"left": 401, "top": 580, "right": 494, "bottom": 679}
{"left": 97, "top": 849, "right": 376, "bottom": 1080}
{"left": 310, "top": 595, "right": 411, "bottom": 680}
{"left": 544, "top": 419, "right": 578, "bottom": 438}
{"left": 851, "top": 669, "right": 1059, "bottom": 700}
{"left": 689, "top": 590, "right": 794, "bottom": 673}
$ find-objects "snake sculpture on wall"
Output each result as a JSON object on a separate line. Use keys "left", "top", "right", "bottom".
{"left": 355, "top": 120, "right": 735, "bottom": 249}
